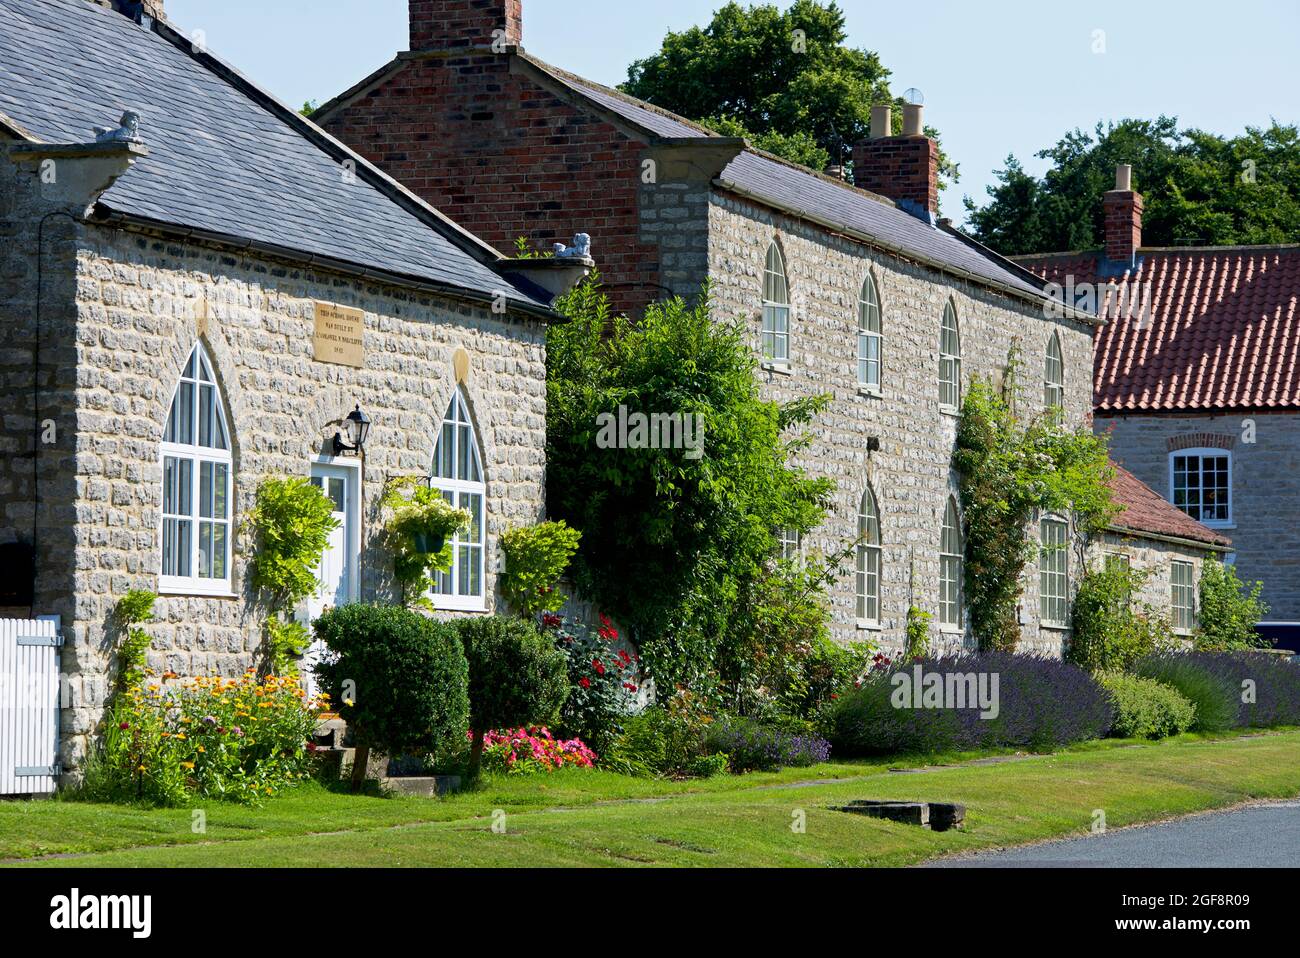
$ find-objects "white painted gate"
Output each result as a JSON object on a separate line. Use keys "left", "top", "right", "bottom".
{"left": 0, "top": 618, "right": 62, "bottom": 795}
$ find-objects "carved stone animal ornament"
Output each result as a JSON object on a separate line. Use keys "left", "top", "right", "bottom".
{"left": 552, "top": 233, "right": 592, "bottom": 260}
{"left": 93, "top": 110, "right": 143, "bottom": 144}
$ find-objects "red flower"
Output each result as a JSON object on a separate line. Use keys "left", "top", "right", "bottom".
{"left": 541, "top": 613, "right": 562, "bottom": 629}
{"left": 118, "top": 721, "right": 130, "bottom": 730}
{"left": 830, "top": 693, "right": 839, "bottom": 700}
{"left": 579, "top": 677, "right": 591, "bottom": 689}
{"left": 593, "top": 659, "right": 606, "bottom": 676}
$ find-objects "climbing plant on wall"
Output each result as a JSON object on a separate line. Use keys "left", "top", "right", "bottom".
{"left": 953, "top": 342, "right": 1118, "bottom": 652}
{"left": 246, "top": 476, "right": 340, "bottom": 675}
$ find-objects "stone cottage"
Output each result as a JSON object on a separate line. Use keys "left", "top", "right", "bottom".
{"left": 1015, "top": 166, "right": 1300, "bottom": 639}
{"left": 0, "top": 0, "right": 586, "bottom": 775}
{"left": 314, "top": 0, "right": 1227, "bottom": 654}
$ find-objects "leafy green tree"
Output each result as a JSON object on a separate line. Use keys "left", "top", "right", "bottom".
{"left": 621, "top": 0, "right": 956, "bottom": 191}
{"left": 965, "top": 118, "right": 1300, "bottom": 255}
{"left": 547, "top": 278, "right": 834, "bottom": 691}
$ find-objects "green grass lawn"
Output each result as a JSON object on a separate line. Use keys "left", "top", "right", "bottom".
{"left": 3, "top": 729, "right": 1299, "bottom": 867}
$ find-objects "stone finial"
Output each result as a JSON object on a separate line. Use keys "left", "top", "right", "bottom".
{"left": 93, "top": 111, "right": 144, "bottom": 145}
{"left": 552, "top": 233, "right": 592, "bottom": 260}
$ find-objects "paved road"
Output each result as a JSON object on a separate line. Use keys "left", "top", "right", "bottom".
{"left": 926, "top": 801, "right": 1300, "bottom": 867}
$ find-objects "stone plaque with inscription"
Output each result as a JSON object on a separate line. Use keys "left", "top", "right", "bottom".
{"left": 313, "top": 302, "right": 365, "bottom": 367}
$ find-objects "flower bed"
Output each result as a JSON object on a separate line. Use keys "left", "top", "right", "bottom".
{"left": 479, "top": 727, "right": 598, "bottom": 775}
{"left": 91, "top": 670, "right": 324, "bottom": 806}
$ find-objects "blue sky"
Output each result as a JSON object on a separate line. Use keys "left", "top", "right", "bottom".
{"left": 168, "top": 0, "right": 1299, "bottom": 225}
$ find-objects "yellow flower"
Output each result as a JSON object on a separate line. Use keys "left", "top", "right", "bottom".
{"left": 197, "top": 746, "right": 206, "bottom": 753}
{"left": 181, "top": 762, "right": 195, "bottom": 770}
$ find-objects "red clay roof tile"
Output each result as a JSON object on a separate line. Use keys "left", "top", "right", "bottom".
{"left": 1106, "top": 460, "right": 1231, "bottom": 548}
{"left": 1016, "top": 247, "right": 1300, "bottom": 413}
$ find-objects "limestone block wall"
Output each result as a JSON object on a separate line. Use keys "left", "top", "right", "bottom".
{"left": 1099, "top": 412, "right": 1299, "bottom": 621}
{"left": 703, "top": 191, "right": 1097, "bottom": 654}
{"left": 27, "top": 221, "right": 546, "bottom": 771}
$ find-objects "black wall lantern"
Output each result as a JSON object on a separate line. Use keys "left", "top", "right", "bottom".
{"left": 333, "top": 405, "right": 371, "bottom": 456}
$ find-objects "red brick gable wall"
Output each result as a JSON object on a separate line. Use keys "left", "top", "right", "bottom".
{"left": 320, "top": 52, "right": 663, "bottom": 317}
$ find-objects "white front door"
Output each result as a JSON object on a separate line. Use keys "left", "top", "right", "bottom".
{"left": 303, "top": 462, "right": 359, "bottom": 698}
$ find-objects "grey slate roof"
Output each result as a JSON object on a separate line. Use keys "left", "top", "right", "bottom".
{"left": 521, "top": 54, "right": 1054, "bottom": 306}
{"left": 0, "top": 0, "right": 546, "bottom": 312}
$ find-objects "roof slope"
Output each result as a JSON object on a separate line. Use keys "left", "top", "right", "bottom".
{"left": 0, "top": 0, "right": 545, "bottom": 311}
{"left": 1107, "top": 460, "right": 1231, "bottom": 548}
{"left": 1016, "top": 247, "right": 1300, "bottom": 413}
{"left": 516, "top": 54, "right": 1064, "bottom": 311}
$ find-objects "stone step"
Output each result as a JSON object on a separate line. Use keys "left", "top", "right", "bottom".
{"left": 832, "top": 800, "right": 966, "bottom": 831}
{"left": 381, "top": 775, "right": 463, "bottom": 798}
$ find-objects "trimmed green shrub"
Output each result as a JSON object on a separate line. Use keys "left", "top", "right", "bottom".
{"left": 458, "top": 615, "right": 569, "bottom": 778}
{"left": 1100, "top": 672, "right": 1197, "bottom": 739}
{"left": 314, "top": 604, "right": 469, "bottom": 788}
{"left": 1135, "top": 652, "right": 1238, "bottom": 732}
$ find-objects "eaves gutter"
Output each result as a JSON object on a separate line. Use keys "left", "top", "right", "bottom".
{"left": 90, "top": 206, "right": 559, "bottom": 323}
{"left": 713, "top": 177, "right": 1101, "bottom": 326}
{"left": 1105, "top": 523, "right": 1233, "bottom": 554}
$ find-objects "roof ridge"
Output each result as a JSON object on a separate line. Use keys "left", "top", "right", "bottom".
{"left": 516, "top": 51, "right": 719, "bottom": 137}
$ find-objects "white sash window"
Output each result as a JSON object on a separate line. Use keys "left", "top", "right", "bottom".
{"left": 159, "top": 344, "right": 232, "bottom": 595}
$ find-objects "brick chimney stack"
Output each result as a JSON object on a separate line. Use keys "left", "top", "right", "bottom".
{"left": 1103, "top": 164, "right": 1143, "bottom": 264}
{"left": 411, "top": 0, "right": 523, "bottom": 51}
{"left": 852, "top": 102, "right": 939, "bottom": 222}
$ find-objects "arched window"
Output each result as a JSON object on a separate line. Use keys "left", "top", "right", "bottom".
{"left": 761, "top": 241, "right": 790, "bottom": 364}
{"left": 431, "top": 388, "right": 486, "bottom": 610}
{"left": 160, "top": 343, "right": 232, "bottom": 595}
{"left": 1044, "top": 332, "right": 1064, "bottom": 416}
{"left": 856, "top": 487, "right": 882, "bottom": 625}
{"left": 939, "top": 300, "right": 961, "bottom": 410}
{"left": 939, "top": 497, "right": 963, "bottom": 629}
{"left": 857, "top": 273, "right": 882, "bottom": 391}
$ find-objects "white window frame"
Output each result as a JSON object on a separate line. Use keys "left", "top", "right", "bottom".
{"left": 939, "top": 300, "right": 961, "bottom": 412}
{"left": 1039, "top": 515, "right": 1069, "bottom": 627}
{"left": 939, "top": 496, "right": 963, "bottom": 630}
{"left": 857, "top": 273, "right": 882, "bottom": 393}
{"left": 429, "top": 389, "right": 487, "bottom": 612}
{"left": 1171, "top": 560, "right": 1196, "bottom": 634}
{"left": 761, "top": 241, "right": 790, "bottom": 366}
{"left": 856, "top": 487, "right": 882, "bottom": 627}
{"left": 1169, "top": 448, "right": 1233, "bottom": 528}
{"left": 158, "top": 343, "right": 234, "bottom": 597}
{"left": 777, "top": 526, "right": 802, "bottom": 563}
{"left": 1044, "top": 332, "right": 1065, "bottom": 416}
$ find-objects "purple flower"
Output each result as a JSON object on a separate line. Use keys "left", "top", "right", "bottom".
{"left": 230, "top": 726, "right": 244, "bottom": 738}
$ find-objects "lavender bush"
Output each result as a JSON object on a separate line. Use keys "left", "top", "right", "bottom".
{"left": 1139, "top": 651, "right": 1300, "bottom": 730}
{"left": 825, "top": 652, "right": 1113, "bottom": 756}
{"left": 705, "top": 715, "right": 831, "bottom": 772}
